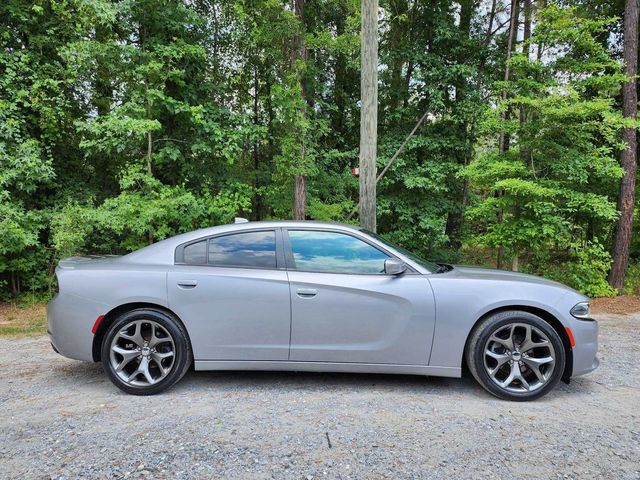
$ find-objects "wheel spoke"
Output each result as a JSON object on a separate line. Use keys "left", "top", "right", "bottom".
{"left": 486, "top": 350, "right": 510, "bottom": 377}
{"left": 519, "top": 324, "right": 549, "bottom": 353}
{"left": 151, "top": 356, "right": 171, "bottom": 375}
{"left": 523, "top": 360, "right": 546, "bottom": 383}
{"left": 119, "top": 321, "right": 144, "bottom": 347}
{"left": 139, "top": 357, "right": 155, "bottom": 384}
{"left": 499, "top": 362, "right": 517, "bottom": 388}
{"left": 112, "top": 346, "right": 139, "bottom": 371}
{"left": 522, "top": 355, "right": 554, "bottom": 367}
{"left": 518, "top": 324, "right": 533, "bottom": 352}
{"left": 514, "top": 363, "right": 531, "bottom": 391}
{"left": 521, "top": 355, "right": 554, "bottom": 383}
{"left": 489, "top": 327, "right": 515, "bottom": 351}
{"left": 152, "top": 350, "right": 173, "bottom": 361}
{"left": 149, "top": 325, "right": 170, "bottom": 348}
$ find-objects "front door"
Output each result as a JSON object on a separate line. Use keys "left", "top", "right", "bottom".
{"left": 168, "top": 229, "right": 291, "bottom": 361}
{"left": 285, "top": 229, "right": 436, "bottom": 365}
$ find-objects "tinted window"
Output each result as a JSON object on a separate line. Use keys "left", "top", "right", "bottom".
{"left": 288, "top": 230, "right": 388, "bottom": 274}
{"left": 208, "top": 231, "right": 276, "bottom": 268}
{"left": 183, "top": 240, "right": 207, "bottom": 264}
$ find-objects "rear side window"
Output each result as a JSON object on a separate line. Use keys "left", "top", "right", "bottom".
{"left": 183, "top": 240, "right": 207, "bottom": 264}
{"left": 208, "top": 231, "right": 276, "bottom": 268}
{"left": 287, "top": 230, "right": 388, "bottom": 274}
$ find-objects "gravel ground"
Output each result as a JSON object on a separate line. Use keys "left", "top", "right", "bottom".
{"left": 0, "top": 313, "right": 639, "bottom": 480}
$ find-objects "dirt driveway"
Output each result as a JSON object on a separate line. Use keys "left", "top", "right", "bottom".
{"left": 1, "top": 313, "right": 639, "bottom": 479}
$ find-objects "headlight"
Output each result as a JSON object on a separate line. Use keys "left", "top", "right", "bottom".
{"left": 570, "top": 301, "right": 591, "bottom": 319}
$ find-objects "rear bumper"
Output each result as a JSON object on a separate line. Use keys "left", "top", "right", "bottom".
{"left": 47, "top": 293, "right": 108, "bottom": 362}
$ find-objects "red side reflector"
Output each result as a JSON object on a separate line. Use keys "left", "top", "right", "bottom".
{"left": 565, "top": 326, "right": 575, "bottom": 349}
{"left": 92, "top": 315, "right": 105, "bottom": 334}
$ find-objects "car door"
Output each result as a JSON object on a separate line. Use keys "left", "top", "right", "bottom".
{"left": 167, "top": 229, "right": 291, "bottom": 361}
{"left": 285, "top": 229, "right": 436, "bottom": 365}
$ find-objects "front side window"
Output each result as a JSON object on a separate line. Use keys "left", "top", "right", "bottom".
{"left": 208, "top": 231, "right": 276, "bottom": 268}
{"left": 288, "top": 230, "right": 389, "bottom": 274}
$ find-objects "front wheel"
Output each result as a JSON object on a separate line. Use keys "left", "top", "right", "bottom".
{"left": 101, "top": 309, "right": 192, "bottom": 395}
{"left": 466, "top": 310, "right": 565, "bottom": 401}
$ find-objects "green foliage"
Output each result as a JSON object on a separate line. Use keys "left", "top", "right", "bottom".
{"left": 0, "top": 0, "right": 632, "bottom": 298}
{"left": 539, "top": 242, "right": 617, "bottom": 298}
{"left": 623, "top": 263, "right": 640, "bottom": 296}
{"left": 50, "top": 169, "right": 253, "bottom": 256}
{"left": 464, "top": 4, "right": 626, "bottom": 295}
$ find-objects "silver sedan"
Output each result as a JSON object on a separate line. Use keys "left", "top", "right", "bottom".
{"left": 47, "top": 221, "right": 599, "bottom": 400}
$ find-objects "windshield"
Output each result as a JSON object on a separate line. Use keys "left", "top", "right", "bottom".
{"left": 361, "top": 230, "right": 440, "bottom": 273}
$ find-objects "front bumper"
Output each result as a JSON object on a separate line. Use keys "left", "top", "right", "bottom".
{"left": 569, "top": 316, "right": 599, "bottom": 377}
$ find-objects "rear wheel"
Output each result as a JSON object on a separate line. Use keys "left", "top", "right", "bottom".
{"left": 466, "top": 310, "right": 565, "bottom": 401}
{"left": 101, "top": 309, "right": 192, "bottom": 395}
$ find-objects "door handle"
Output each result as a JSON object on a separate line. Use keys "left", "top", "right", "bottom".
{"left": 177, "top": 280, "right": 198, "bottom": 289}
{"left": 296, "top": 288, "right": 317, "bottom": 298}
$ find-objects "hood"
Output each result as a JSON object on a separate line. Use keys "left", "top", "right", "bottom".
{"left": 448, "top": 264, "right": 578, "bottom": 291}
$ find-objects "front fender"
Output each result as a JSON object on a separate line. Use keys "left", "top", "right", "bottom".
{"left": 426, "top": 276, "right": 580, "bottom": 369}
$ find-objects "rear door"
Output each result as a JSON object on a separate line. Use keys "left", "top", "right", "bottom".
{"left": 285, "top": 229, "right": 436, "bottom": 365}
{"left": 167, "top": 229, "right": 291, "bottom": 361}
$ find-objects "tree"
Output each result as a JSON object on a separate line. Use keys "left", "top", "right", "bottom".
{"left": 359, "top": 0, "right": 379, "bottom": 232}
{"left": 292, "top": 0, "right": 308, "bottom": 220}
{"left": 609, "top": 0, "right": 639, "bottom": 291}
{"left": 496, "top": 0, "right": 520, "bottom": 269}
{"left": 466, "top": 5, "right": 626, "bottom": 297}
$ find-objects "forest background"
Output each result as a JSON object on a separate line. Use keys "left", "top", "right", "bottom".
{"left": 2, "top": 0, "right": 639, "bottom": 302}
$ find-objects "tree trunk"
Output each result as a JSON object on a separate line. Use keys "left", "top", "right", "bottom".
{"left": 609, "top": 0, "right": 639, "bottom": 291}
{"left": 147, "top": 126, "right": 154, "bottom": 245}
{"left": 387, "top": 0, "right": 408, "bottom": 118}
{"left": 536, "top": 0, "right": 547, "bottom": 61}
{"left": 331, "top": 13, "right": 347, "bottom": 144}
{"left": 522, "top": 0, "right": 532, "bottom": 59}
{"left": 359, "top": 0, "right": 379, "bottom": 232}
{"left": 512, "top": 253, "right": 519, "bottom": 272}
{"left": 94, "top": 24, "right": 112, "bottom": 117}
{"left": 519, "top": 0, "right": 532, "bottom": 165}
{"left": 10, "top": 271, "right": 19, "bottom": 296}
{"left": 292, "top": 0, "right": 307, "bottom": 220}
{"left": 445, "top": 0, "right": 476, "bottom": 250}
{"left": 496, "top": 0, "right": 520, "bottom": 270}
{"left": 498, "top": 0, "right": 519, "bottom": 153}
{"left": 147, "top": 131, "right": 153, "bottom": 176}
{"left": 485, "top": 0, "right": 497, "bottom": 45}
{"left": 252, "top": 65, "right": 263, "bottom": 221}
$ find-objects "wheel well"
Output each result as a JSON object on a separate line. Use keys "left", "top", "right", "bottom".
{"left": 91, "top": 302, "right": 192, "bottom": 362}
{"left": 462, "top": 305, "right": 573, "bottom": 383}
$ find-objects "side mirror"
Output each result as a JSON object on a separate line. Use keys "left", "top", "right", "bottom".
{"left": 384, "top": 259, "right": 407, "bottom": 275}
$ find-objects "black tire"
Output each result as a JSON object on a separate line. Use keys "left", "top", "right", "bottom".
{"left": 465, "top": 310, "right": 565, "bottom": 401}
{"left": 101, "top": 308, "right": 192, "bottom": 395}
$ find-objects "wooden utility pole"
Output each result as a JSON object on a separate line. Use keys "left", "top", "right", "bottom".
{"left": 359, "top": 0, "right": 378, "bottom": 232}
{"left": 292, "top": 0, "right": 307, "bottom": 220}
{"left": 609, "top": 0, "right": 639, "bottom": 291}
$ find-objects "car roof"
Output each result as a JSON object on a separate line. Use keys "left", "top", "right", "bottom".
{"left": 121, "top": 221, "right": 365, "bottom": 265}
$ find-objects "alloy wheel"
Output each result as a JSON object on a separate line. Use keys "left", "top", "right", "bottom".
{"left": 483, "top": 322, "right": 556, "bottom": 393}
{"left": 109, "top": 319, "right": 176, "bottom": 386}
